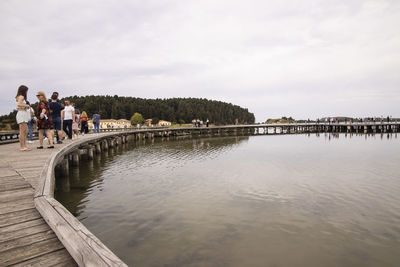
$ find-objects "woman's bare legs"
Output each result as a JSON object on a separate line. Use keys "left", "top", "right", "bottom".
{"left": 38, "top": 129, "right": 44, "bottom": 147}
{"left": 19, "top": 123, "right": 28, "bottom": 150}
{"left": 45, "top": 129, "right": 54, "bottom": 146}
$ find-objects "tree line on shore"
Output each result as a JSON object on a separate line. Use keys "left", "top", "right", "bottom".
{"left": 0, "top": 95, "right": 255, "bottom": 130}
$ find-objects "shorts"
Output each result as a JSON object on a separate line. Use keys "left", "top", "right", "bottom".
{"left": 16, "top": 110, "right": 30, "bottom": 124}
{"left": 52, "top": 116, "right": 61, "bottom": 130}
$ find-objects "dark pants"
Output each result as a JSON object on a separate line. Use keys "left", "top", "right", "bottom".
{"left": 63, "top": 119, "right": 73, "bottom": 139}
{"left": 27, "top": 121, "right": 34, "bottom": 141}
{"left": 81, "top": 121, "right": 88, "bottom": 134}
{"left": 52, "top": 116, "right": 62, "bottom": 141}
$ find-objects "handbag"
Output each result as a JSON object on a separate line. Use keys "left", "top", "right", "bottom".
{"left": 30, "top": 116, "right": 37, "bottom": 124}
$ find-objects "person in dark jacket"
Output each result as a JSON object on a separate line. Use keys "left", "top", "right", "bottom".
{"left": 36, "top": 91, "right": 54, "bottom": 149}
{"left": 49, "top": 93, "right": 64, "bottom": 144}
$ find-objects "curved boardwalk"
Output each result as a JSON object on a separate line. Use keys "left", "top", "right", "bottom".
{"left": 1, "top": 122, "right": 399, "bottom": 266}
{"left": 0, "top": 136, "right": 104, "bottom": 266}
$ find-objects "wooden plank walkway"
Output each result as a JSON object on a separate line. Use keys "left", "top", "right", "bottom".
{"left": 0, "top": 136, "right": 104, "bottom": 266}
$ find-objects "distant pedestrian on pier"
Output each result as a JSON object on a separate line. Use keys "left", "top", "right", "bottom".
{"left": 62, "top": 100, "right": 75, "bottom": 139}
{"left": 206, "top": 119, "right": 209, "bottom": 127}
{"left": 72, "top": 105, "right": 80, "bottom": 139}
{"left": 36, "top": 91, "right": 54, "bottom": 149}
{"left": 93, "top": 113, "right": 101, "bottom": 133}
{"left": 80, "top": 111, "right": 89, "bottom": 134}
{"left": 15, "top": 85, "right": 31, "bottom": 151}
{"left": 49, "top": 93, "right": 64, "bottom": 144}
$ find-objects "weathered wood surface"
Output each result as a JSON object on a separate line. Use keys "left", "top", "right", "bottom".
{"left": 33, "top": 132, "right": 128, "bottom": 266}
{"left": 0, "top": 138, "right": 79, "bottom": 266}
{"left": 1, "top": 133, "right": 129, "bottom": 267}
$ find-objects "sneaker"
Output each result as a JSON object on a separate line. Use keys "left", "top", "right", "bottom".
{"left": 57, "top": 141, "right": 63, "bottom": 144}
{"left": 44, "top": 137, "right": 48, "bottom": 141}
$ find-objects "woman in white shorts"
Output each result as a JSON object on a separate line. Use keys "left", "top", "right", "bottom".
{"left": 16, "top": 85, "right": 31, "bottom": 151}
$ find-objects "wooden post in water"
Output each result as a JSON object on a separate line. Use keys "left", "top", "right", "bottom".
{"left": 95, "top": 142, "right": 101, "bottom": 153}
{"left": 87, "top": 146, "right": 94, "bottom": 160}
{"left": 102, "top": 139, "right": 109, "bottom": 150}
{"left": 72, "top": 151, "right": 79, "bottom": 166}
{"left": 61, "top": 156, "right": 69, "bottom": 176}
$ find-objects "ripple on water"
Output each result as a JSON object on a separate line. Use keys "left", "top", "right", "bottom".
{"left": 56, "top": 134, "right": 400, "bottom": 267}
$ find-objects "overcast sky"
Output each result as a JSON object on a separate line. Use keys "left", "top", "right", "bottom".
{"left": 1, "top": 0, "right": 399, "bottom": 121}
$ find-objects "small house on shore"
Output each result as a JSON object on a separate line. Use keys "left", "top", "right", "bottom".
{"left": 158, "top": 120, "right": 172, "bottom": 126}
{"left": 144, "top": 119, "right": 172, "bottom": 127}
{"left": 88, "top": 119, "right": 131, "bottom": 130}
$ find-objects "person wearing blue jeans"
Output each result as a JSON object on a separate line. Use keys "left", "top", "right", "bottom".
{"left": 27, "top": 107, "right": 35, "bottom": 143}
{"left": 49, "top": 93, "right": 64, "bottom": 143}
{"left": 93, "top": 113, "right": 100, "bottom": 133}
{"left": 27, "top": 120, "right": 34, "bottom": 143}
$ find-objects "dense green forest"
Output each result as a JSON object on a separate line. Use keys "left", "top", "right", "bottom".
{"left": 1, "top": 96, "right": 255, "bottom": 127}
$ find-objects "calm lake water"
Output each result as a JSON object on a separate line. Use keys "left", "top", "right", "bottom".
{"left": 56, "top": 133, "right": 400, "bottom": 267}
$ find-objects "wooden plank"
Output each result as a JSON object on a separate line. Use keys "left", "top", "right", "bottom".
{"left": 0, "top": 208, "right": 42, "bottom": 227}
{"left": 17, "top": 170, "right": 42, "bottom": 177}
{"left": 0, "top": 230, "right": 56, "bottom": 252}
{"left": 0, "top": 237, "right": 64, "bottom": 266}
{"left": 0, "top": 182, "right": 31, "bottom": 192}
{"left": 35, "top": 196, "right": 127, "bottom": 267}
{"left": 47, "top": 197, "right": 128, "bottom": 266}
{"left": 0, "top": 218, "right": 47, "bottom": 242}
{"left": 14, "top": 165, "right": 45, "bottom": 171}
{"left": 0, "top": 168, "right": 18, "bottom": 177}
{"left": 35, "top": 151, "right": 59, "bottom": 198}
{"left": 0, "top": 196, "right": 32, "bottom": 210}
{"left": 0, "top": 201, "right": 35, "bottom": 215}
{"left": 0, "top": 177, "right": 28, "bottom": 185}
{"left": 0, "top": 187, "right": 33, "bottom": 203}
{"left": 0, "top": 219, "right": 51, "bottom": 242}
{"left": 11, "top": 249, "right": 77, "bottom": 267}
{"left": 0, "top": 175, "right": 26, "bottom": 185}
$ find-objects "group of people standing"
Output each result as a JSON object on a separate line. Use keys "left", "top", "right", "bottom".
{"left": 192, "top": 119, "right": 210, "bottom": 128}
{"left": 15, "top": 85, "right": 94, "bottom": 151}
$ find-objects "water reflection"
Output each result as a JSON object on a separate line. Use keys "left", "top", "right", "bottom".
{"left": 315, "top": 132, "right": 398, "bottom": 141}
{"left": 55, "top": 133, "right": 400, "bottom": 267}
{"left": 55, "top": 135, "right": 249, "bottom": 218}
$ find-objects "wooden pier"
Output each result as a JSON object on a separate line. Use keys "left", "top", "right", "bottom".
{"left": 0, "top": 139, "right": 78, "bottom": 266}
{"left": 0, "top": 121, "right": 399, "bottom": 266}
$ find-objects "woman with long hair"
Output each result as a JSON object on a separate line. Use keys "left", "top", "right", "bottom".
{"left": 36, "top": 91, "right": 54, "bottom": 149}
{"left": 80, "top": 111, "right": 89, "bottom": 134}
{"left": 16, "top": 85, "right": 31, "bottom": 151}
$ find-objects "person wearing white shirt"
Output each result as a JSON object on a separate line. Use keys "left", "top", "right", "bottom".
{"left": 61, "top": 100, "right": 75, "bottom": 139}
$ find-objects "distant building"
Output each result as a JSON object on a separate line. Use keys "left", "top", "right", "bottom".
{"left": 88, "top": 119, "right": 131, "bottom": 130}
{"left": 158, "top": 120, "right": 171, "bottom": 126}
{"left": 144, "top": 119, "right": 152, "bottom": 126}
